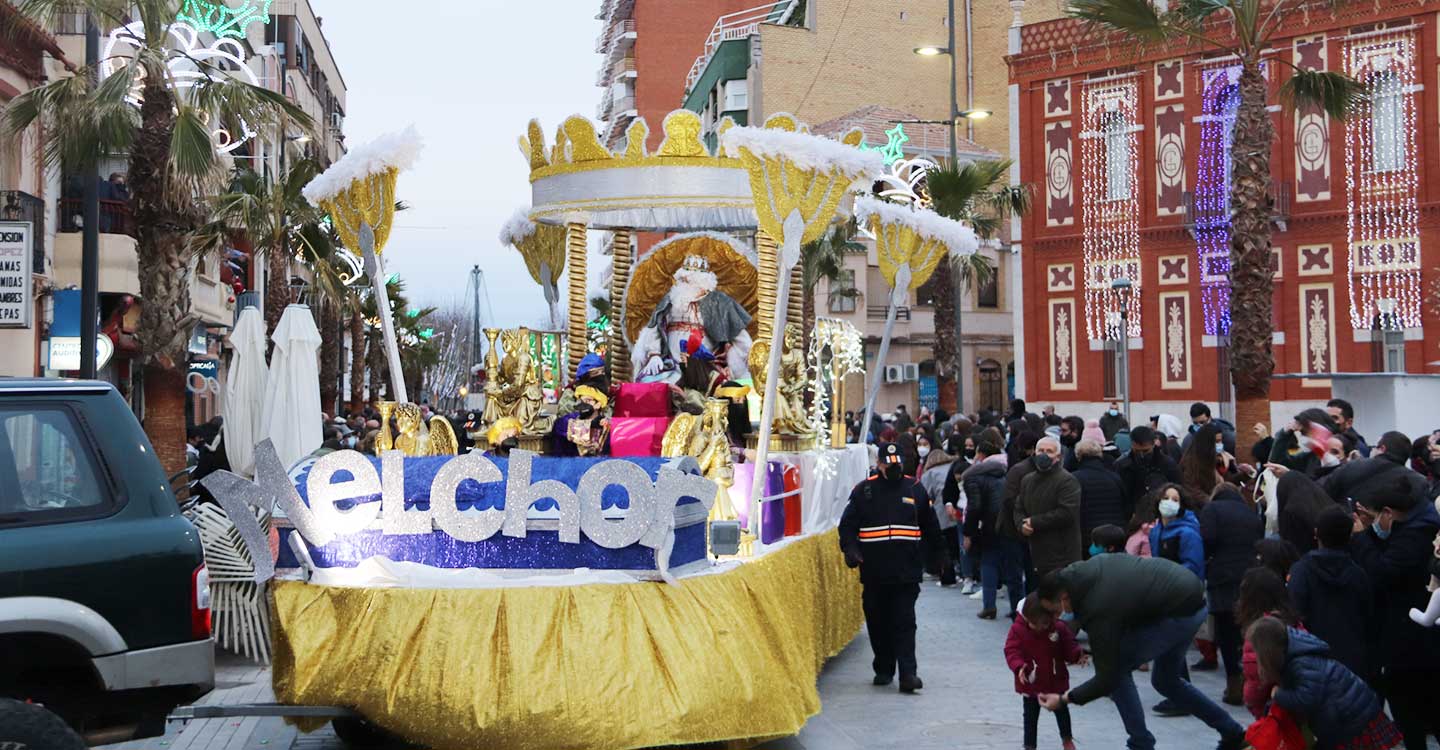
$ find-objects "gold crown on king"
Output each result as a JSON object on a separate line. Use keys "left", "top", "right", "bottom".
{"left": 681, "top": 255, "right": 711, "bottom": 273}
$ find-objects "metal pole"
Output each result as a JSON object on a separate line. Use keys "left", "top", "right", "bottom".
{"left": 1120, "top": 304, "right": 1131, "bottom": 427}
{"left": 946, "top": 0, "right": 965, "bottom": 415}
{"left": 946, "top": 0, "right": 958, "bottom": 168}
{"left": 964, "top": 0, "right": 975, "bottom": 141}
{"left": 79, "top": 14, "right": 99, "bottom": 379}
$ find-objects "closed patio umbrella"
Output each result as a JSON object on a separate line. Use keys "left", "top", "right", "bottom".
{"left": 262, "top": 304, "right": 323, "bottom": 471}
{"left": 222, "top": 306, "right": 268, "bottom": 477}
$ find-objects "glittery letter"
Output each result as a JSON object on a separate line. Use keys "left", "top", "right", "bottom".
{"left": 430, "top": 452, "right": 505, "bottom": 542}
{"left": 200, "top": 470, "right": 277, "bottom": 583}
{"left": 256, "top": 438, "right": 332, "bottom": 547}
{"left": 380, "top": 450, "right": 429, "bottom": 535}
{"left": 503, "top": 450, "right": 581, "bottom": 543}
{"left": 577, "top": 460, "right": 657, "bottom": 549}
{"left": 307, "top": 450, "right": 382, "bottom": 537}
{"left": 644, "top": 466, "right": 718, "bottom": 550}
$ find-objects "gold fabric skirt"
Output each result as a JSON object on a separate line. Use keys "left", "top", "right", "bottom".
{"left": 270, "top": 529, "right": 862, "bottom": 749}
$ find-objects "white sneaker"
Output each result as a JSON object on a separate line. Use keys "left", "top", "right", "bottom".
{"left": 968, "top": 589, "right": 984, "bottom": 600}
{"left": 960, "top": 582, "right": 979, "bottom": 595}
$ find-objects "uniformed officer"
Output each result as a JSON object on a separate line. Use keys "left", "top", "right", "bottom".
{"left": 838, "top": 442, "right": 943, "bottom": 693}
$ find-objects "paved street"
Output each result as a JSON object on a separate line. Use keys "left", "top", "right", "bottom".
{"left": 113, "top": 575, "right": 1276, "bottom": 750}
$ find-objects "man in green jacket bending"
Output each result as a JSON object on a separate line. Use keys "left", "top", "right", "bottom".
{"left": 1031, "top": 554, "right": 1245, "bottom": 750}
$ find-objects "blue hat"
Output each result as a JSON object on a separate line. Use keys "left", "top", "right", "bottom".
{"left": 576, "top": 353, "right": 605, "bottom": 380}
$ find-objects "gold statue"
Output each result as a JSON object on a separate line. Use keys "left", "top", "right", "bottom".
{"left": 697, "top": 398, "right": 736, "bottom": 524}
{"left": 390, "top": 403, "right": 461, "bottom": 457}
{"left": 482, "top": 327, "right": 546, "bottom": 436}
{"left": 773, "top": 322, "right": 813, "bottom": 436}
{"left": 661, "top": 412, "right": 703, "bottom": 458}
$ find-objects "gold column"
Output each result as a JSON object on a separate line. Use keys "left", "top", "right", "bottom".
{"left": 609, "top": 228, "right": 633, "bottom": 383}
{"left": 754, "top": 230, "right": 780, "bottom": 344}
{"left": 830, "top": 367, "right": 847, "bottom": 449}
{"left": 787, "top": 263, "right": 803, "bottom": 335}
{"left": 565, "top": 221, "right": 588, "bottom": 378}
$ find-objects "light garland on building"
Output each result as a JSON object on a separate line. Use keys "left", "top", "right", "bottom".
{"left": 1344, "top": 29, "right": 1422, "bottom": 330}
{"left": 861, "top": 124, "right": 910, "bottom": 167}
{"left": 806, "top": 318, "right": 864, "bottom": 480}
{"left": 1079, "top": 78, "right": 1142, "bottom": 340}
{"left": 177, "top": 0, "right": 273, "bottom": 39}
{"left": 1195, "top": 63, "right": 1243, "bottom": 337}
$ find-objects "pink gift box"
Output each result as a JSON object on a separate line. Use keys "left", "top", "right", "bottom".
{"left": 608, "top": 416, "right": 670, "bottom": 457}
{"left": 615, "top": 382, "right": 671, "bottom": 418}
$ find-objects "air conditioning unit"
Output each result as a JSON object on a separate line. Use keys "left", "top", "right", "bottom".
{"left": 330, "top": 111, "right": 344, "bottom": 130}
{"left": 884, "top": 365, "right": 905, "bottom": 384}
{"left": 902, "top": 363, "right": 920, "bottom": 382}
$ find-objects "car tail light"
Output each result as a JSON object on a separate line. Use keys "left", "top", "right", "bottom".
{"left": 190, "top": 564, "right": 212, "bottom": 639}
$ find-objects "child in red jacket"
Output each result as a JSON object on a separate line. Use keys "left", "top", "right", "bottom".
{"left": 1005, "top": 596, "right": 1087, "bottom": 750}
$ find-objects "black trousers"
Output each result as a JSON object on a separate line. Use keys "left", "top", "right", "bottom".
{"left": 1023, "top": 696, "right": 1073, "bottom": 747}
{"left": 1387, "top": 669, "right": 1440, "bottom": 750}
{"left": 1211, "top": 609, "right": 1244, "bottom": 678}
{"left": 862, "top": 583, "right": 920, "bottom": 679}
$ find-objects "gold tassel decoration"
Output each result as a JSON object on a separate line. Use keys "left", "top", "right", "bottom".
{"left": 565, "top": 221, "right": 588, "bottom": 378}
{"left": 754, "top": 230, "right": 779, "bottom": 345}
{"left": 609, "top": 229, "right": 633, "bottom": 383}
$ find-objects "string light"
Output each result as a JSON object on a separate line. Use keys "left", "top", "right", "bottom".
{"left": 177, "top": 0, "right": 272, "bottom": 39}
{"left": 806, "top": 318, "right": 864, "bottom": 480}
{"left": 1079, "top": 78, "right": 1142, "bottom": 340}
{"left": 861, "top": 124, "right": 911, "bottom": 167}
{"left": 1345, "top": 30, "right": 1422, "bottom": 330}
{"left": 1195, "top": 63, "right": 1243, "bottom": 336}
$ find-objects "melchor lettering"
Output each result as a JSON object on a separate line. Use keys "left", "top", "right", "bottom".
{"left": 201, "top": 439, "right": 717, "bottom": 583}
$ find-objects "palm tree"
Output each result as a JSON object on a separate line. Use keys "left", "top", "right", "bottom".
{"left": 5, "top": 0, "right": 309, "bottom": 475}
{"left": 925, "top": 159, "right": 1031, "bottom": 405}
{"left": 799, "top": 219, "right": 864, "bottom": 357}
{"left": 1067, "top": 0, "right": 1362, "bottom": 455}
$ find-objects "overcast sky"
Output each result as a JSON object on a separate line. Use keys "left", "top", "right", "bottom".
{"left": 318, "top": 1, "right": 603, "bottom": 327}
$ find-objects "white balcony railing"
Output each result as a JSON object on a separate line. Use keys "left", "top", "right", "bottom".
{"left": 683, "top": 0, "right": 800, "bottom": 96}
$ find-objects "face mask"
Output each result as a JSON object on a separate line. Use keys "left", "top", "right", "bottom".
{"left": 1215, "top": 443, "right": 1224, "bottom": 455}
{"left": 578, "top": 404, "right": 596, "bottom": 419}
{"left": 1321, "top": 453, "right": 1341, "bottom": 468}
{"left": 964, "top": 449, "right": 977, "bottom": 460}
{"left": 1108, "top": 409, "right": 1119, "bottom": 417}
{"left": 1159, "top": 498, "right": 1181, "bottom": 518}
{"left": 499, "top": 437, "right": 520, "bottom": 454}
{"left": 1372, "top": 519, "right": 1391, "bottom": 539}
{"left": 1032, "top": 453, "right": 1055, "bottom": 472}
{"left": 1061, "top": 434, "right": 1079, "bottom": 447}
{"left": 1088, "top": 543, "right": 1105, "bottom": 557}
{"left": 345, "top": 436, "right": 358, "bottom": 448}
{"left": 917, "top": 446, "right": 931, "bottom": 458}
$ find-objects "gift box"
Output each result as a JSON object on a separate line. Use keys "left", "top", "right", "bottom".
{"left": 760, "top": 461, "right": 786, "bottom": 544}
{"left": 608, "top": 416, "right": 669, "bottom": 457}
{"left": 781, "top": 464, "right": 803, "bottom": 537}
{"left": 615, "top": 382, "right": 671, "bottom": 418}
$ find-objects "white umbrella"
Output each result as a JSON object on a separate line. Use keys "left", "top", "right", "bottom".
{"left": 222, "top": 306, "right": 268, "bottom": 476}
{"left": 262, "top": 304, "right": 323, "bottom": 471}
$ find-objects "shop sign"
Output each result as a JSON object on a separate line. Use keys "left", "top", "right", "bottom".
{"left": 0, "top": 221, "right": 32, "bottom": 328}
{"left": 48, "top": 335, "right": 114, "bottom": 372}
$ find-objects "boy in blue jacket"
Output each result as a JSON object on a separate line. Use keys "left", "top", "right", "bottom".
{"left": 1288, "top": 505, "right": 1373, "bottom": 682}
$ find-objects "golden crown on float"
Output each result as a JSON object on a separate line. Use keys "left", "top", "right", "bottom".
{"left": 520, "top": 109, "right": 864, "bottom": 231}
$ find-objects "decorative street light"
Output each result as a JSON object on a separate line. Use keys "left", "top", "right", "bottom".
{"left": 1110, "top": 277, "right": 1133, "bottom": 425}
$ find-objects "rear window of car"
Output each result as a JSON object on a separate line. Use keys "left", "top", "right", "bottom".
{"left": 0, "top": 405, "right": 112, "bottom": 524}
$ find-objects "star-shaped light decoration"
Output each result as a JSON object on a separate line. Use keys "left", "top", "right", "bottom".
{"left": 177, "top": 0, "right": 273, "bottom": 39}
{"left": 862, "top": 123, "right": 910, "bottom": 167}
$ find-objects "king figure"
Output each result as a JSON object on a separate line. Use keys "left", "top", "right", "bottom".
{"left": 631, "top": 254, "right": 753, "bottom": 383}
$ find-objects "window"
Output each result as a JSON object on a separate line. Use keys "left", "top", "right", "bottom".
{"left": 976, "top": 262, "right": 999, "bottom": 308}
{"left": 914, "top": 273, "right": 939, "bottom": 307}
{"left": 828, "top": 269, "right": 857, "bottom": 313}
{"left": 723, "top": 79, "right": 748, "bottom": 112}
{"left": 1103, "top": 112, "right": 1132, "bottom": 201}
{"left": 1370, "top": 71, "right": 1405, "bottom": 173}
{"left": 1371, "top": 314, "right": 1406, "bottom": 372}
{"left": 0, "top": 406, "right": 109, "bottom": 522}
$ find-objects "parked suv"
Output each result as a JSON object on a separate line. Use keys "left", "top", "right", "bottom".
{"left": 0, "top": 379, "right": 214, "bottom": 746}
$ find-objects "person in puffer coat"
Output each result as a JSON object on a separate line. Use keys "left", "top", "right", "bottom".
{"left": 1071, "top": 440, "right": 1128, "bottom": 559}
{"left": 1247, "top": 617, "right": 1402, "bottom": 750}
{"left": 1149, "top": 484, "right": 1205, "bottom": 581}
{"left": 1004, "top": 596, "right": 1084, "bottom": 750}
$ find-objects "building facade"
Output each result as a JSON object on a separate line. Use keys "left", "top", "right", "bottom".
{"left": 1009, "top": 2, "right": 1440, "bottom": 425}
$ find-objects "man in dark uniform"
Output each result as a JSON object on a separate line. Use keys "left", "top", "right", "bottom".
{"left": 838, "top": 442, "right": 943, "bottom": 694}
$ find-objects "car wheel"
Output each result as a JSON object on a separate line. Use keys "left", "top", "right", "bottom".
{"left": 0, "top": 698, "right": 86, "bottom": 750}
{"left": 331, "top": 716, "right": 414, "bottom": 749}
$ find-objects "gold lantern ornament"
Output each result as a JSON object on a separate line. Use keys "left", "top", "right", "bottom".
{"left": 498, "top": 208, "right": 567, "bottom": 330}
{"left": 303, "top": 127, "right": 423, "bottom": 404}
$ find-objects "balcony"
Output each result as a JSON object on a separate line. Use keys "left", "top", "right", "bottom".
{"left": 58, "top": 198, "right": 134, "bottom": 236}
{"left": 684, "top": 0, "right": 801, "bottom": 95}
{"left": 1, "top": 191, "right": 45, "bottom": 274}
{"left": 596, "top": 19, "right": 636, "bottom": 54}
{"left": 1182, "top": 181, "right": 1292, "bottom": 235}
{"left": 867, "top": 305, "right": 912, "bottom": 322}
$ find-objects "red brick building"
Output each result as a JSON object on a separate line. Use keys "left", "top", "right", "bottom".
{"left": 1009, "top": 3, "right": 1440, "bottom": 423}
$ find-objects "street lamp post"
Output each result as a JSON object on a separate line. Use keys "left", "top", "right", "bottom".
{"left": 1111, "top": 278, "right": 1133, "bottom": 425}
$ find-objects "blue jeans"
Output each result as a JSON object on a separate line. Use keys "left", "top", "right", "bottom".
{"left": 981, "top": 536, "right": 1025, "bottom": 613}
{"left": 1107, "top": 604, "right": 1244, "bottom": 750}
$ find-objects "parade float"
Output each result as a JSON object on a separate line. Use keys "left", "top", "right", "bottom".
{"left": 201, "top": 108, "right": 978, "bottom": 749}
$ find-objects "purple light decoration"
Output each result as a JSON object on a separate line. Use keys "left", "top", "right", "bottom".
{"left": 1195, "top": 65, "right": 1241, "bottom": 337}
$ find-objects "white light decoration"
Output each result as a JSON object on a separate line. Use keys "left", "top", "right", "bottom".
{"left": 1344, "top": 29, "right": 1422, "bottom": 330}
{"left": 806, "top": 317, "right": 865, "bottom": 468}
{"left": 100, "top": 21, "right": 261, "bottom": 154}
{"left": 1079, "top": 77, "right": 1142, "bottom": 340}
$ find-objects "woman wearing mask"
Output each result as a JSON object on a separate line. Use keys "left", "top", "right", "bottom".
{"left": 1148, "top": 483, "right": 1210, "bottom": 714}
{"left": 1180, "top": 424, "right": 1228, "bottom": 497}
{"left": 921, "top": 437, "right": 963, "bottom": 587}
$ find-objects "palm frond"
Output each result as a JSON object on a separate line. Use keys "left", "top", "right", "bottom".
{"left": 1280, "top": 68, "right": 1366, "bottom": 121}
{"left": 950, "top": 253, "right": 995, "bottom": 293}
{"left": 925, "top": 159, "right": 1010, "bottom": 220}
{"left": 1067, "top": 0, "right": 1168, "bottom": 41}
{"left": 1173, "top": 0, "right": 1232, "bottom": 23}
